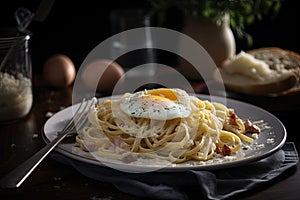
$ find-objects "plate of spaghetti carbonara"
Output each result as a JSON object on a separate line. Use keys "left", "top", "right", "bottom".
{"left": 42, "top": 88, "right": 286, "bottom": 172}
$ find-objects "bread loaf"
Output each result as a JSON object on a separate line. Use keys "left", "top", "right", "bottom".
{"left": 215, "top": 47, "right": 300, "bottom": 96}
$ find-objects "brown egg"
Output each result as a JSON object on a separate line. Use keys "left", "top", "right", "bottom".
{"left": 43, "top": 54, "right": 76, "bottom": 87}
{"left": 81, "top": 59, "right": 124, "bottom": 92}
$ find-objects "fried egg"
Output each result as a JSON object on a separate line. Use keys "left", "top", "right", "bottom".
{"left": 120, "top": 88, "right": 192, "bottom": 120}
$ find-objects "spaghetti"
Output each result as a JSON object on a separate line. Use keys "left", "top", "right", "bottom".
{"left": 75, "top": 88, "right": 259, "bottom": 164}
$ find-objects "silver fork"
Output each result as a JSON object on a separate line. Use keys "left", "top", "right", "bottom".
{"left": 0, "top": 97, "right": 97, "bottom": 188}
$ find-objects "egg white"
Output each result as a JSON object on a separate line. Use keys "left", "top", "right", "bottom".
{"left": 119, "top": 88, "right": 191, "bottom": 120}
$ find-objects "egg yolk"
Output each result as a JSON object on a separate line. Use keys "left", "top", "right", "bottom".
{"left": 147, "top": 89, "right": 178, "bottom": 101}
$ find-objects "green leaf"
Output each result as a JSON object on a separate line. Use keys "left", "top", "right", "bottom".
{"left": 148, "top": 0, "right": 283, "bottom": 45}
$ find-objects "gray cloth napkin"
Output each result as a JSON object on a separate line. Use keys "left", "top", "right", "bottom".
{"left": 51, "top": 142, "right": 298, "bottom": 200}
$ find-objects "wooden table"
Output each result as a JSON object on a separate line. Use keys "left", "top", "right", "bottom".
{"left": 0, "top": 75, "right": 299, "bottom": 200}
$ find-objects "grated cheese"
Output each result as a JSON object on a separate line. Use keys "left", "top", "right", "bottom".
{"left": 0, "top": 72, "right": 32, "bottom": 121}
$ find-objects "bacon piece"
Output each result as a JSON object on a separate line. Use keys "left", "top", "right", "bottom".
{"left": 113, "top": 136, "right": 131, "bottom": 151}
{"left": 228, "top": 109, "right": 238, "bottom": 125}
{"left": 222, "top": 144, "right": 232, "bottom": 156}
{"left": 215, "top": 146, "right": 221, "bottom": 154}
{"left": 244, "top": 119, "right": 261, "bottom": 134}
{"left": 82, "top": 140, "right": 97, "bottom": 151}
{"left": 121, "top": 154, "right": 137, "bottom": 163}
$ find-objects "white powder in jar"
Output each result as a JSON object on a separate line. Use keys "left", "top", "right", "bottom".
{"left": 0, "top": 72, "right": 33, "bottom": 121}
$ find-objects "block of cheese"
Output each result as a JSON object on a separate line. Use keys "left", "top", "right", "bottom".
{"left": 215, "top": 47, "right": 300, "bottom": 95}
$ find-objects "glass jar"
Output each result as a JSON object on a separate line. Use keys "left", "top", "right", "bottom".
{"left": 0, "top": 28, "right": 32, "bottom": 123}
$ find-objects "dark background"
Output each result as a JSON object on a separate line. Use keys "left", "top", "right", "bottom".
{"left": 1, "top": 0, "right": 299, "bottom": 75}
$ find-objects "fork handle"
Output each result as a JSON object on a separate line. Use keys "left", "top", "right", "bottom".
{"left": 0, "top": 132, "right": 69, "bottom": 188}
